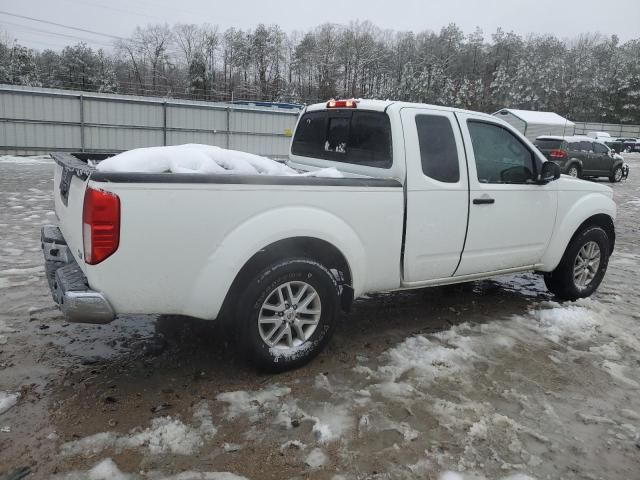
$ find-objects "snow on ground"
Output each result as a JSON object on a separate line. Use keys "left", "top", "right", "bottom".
{"left": 54, "top": 298, "right": 640, "bottom": 477}
{"left": 96, "top": 144, "right": 343, "bottom": 178}
{"left": 53, "top": 458, "right": 250, "bottom": 480}
{"left": 61, "top": 401, "right": 216, "bottom": 457}
{"left": 0, "top": 392, "right": 19, "bottom": 415}
{"left": 0, "top": 155, "right": 53, "bottom": 164}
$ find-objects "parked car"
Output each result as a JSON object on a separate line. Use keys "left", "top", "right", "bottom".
{"left": 534, "top": 135, "right": 626, "bottom": 182}
{"left": 587, "top": 131, "right": 612, "bottom": 141}
{"left": 42, "top": 100, "right": 616, "bottom": 371}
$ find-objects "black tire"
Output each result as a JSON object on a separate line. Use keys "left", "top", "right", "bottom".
{"left": 567, "top": 164, "right": 581, "bottom": 178}
{"left": 609, "top": 165, "right": 623, "bottom": 183}
{"left": 543, "top": 226, "right": 610, "bottom": 301}
{"left": 236, "top": 258, "right": 340, "bottom": 372}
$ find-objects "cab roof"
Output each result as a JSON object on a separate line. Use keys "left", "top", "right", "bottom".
{"left": 304, "top": 99, "right": 497, "bottom": 122}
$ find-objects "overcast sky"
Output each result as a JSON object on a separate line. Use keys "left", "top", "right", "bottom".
{"left": 1, "top": 0, "right": 639, "bottom": 51}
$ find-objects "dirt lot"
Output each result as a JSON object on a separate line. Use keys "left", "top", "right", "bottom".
{"left": 1, "top": 154, "right": 640, "bottom": 480}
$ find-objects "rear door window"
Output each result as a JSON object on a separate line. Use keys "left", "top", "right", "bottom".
{"left": 415, "top": 115, "right": 459, "bottom": 183}
{"left": 292, "top": 110, "right": 392, "bottom": 168}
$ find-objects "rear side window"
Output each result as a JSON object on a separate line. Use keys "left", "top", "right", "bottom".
{"left": 292, "top": 110, "right": 392, "bottom": 168}
{"left": 415, "top": 115, "right": 459, "bottom": 182}
{"left": 579, "top": 141, "right": 593, "bottom": 152}
{"left": 534, "top": 139, "right": 563, "bottom": 149}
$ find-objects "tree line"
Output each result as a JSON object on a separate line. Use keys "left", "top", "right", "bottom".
{"left": 1, "top": 22, "right": 639, "bottom": 123}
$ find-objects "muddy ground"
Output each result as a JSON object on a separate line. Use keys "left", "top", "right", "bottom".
{"left": 1, "top": 155, "right": 639, "bottom": 480}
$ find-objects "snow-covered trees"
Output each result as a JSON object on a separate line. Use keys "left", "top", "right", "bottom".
{"left": 1, "top": 23, "right": 639, "bottom": 123}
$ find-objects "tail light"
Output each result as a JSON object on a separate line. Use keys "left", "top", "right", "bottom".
{"left": 83, "top": 186, "right": 120, "bottom": 265}
{"left": 550, "top": 149, "right": 567, "bottom": 159}
{"left": 327, "top": 99, "right": 357, "bottom": 108}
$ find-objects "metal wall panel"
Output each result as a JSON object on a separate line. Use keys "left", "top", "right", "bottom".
{"left": 167, "top": 105, "right": 227, "bottom": 131}
{"left": 1, "top": 91, "right": 79, "bottom": 122}
{"left": 166, "top": 131, "right": 224, "bottom": 147}
{"left": 0, "top": 84, "right": 298, "bottom": 157}
{"left": 229, "top": 134, "right": 291, "bottom": 158}
{"left": 574, "top": 122, "right": 640, "bottom": 138}
{"left": 231, "top": 110, "right": 295, "bottom": 135}
{"left": 84, "top": 98, "right": 163, "bottom": 127}
{"left": 84, "top": 126, "right": 163, "bottom": 151}
{"left": 0, "top": 122, "right": 80, "bottom": 149}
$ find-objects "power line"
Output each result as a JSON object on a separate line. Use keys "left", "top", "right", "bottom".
{"left": 0, "top": 20, "right": 114, "bottom": 47}
{"left": 0, "top": 10, "right": 125, "bottom": 40}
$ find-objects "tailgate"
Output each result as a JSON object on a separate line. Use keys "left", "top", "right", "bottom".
{"left": 51, "top": 153, "right": 96, "bottom": 273}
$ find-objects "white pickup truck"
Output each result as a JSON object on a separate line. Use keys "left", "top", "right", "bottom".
{"left": 42, "top": 99, "right": 616, "bottom": 370}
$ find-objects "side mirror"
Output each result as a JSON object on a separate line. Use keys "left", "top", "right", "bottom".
{"left": 539, "top": 161, "right": 561, "bottom": 184}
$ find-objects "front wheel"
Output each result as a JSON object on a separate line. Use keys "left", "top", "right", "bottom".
{"left": 543, "top": 226, "right": 610, "bottom": 301}
{"left": 236, "top": 258, "right": 340, "bottom": 372}
{"left": 609, "top": 165, "right": 623, "bottom": 183}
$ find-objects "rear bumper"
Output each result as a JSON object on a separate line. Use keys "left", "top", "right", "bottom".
{"left": 41, "top": 225, "right": 115, "bottom": 324}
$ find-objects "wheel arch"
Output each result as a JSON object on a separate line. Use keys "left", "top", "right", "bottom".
{"left": 182, "top": 206, "right": 366, "bottom": 320}
{"left": 540, "top": 202, "right": 616, "bottom": 272}
{"left": 220, "top": 237, "right": 355, "bottom": 320}
{"left": 566, "top": 158, "right": 583, "bottom": 173}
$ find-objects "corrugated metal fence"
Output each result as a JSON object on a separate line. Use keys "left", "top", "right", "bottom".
{"left": 574, "top": 122, "right": 640, "bottom": 138}
{"left": 0, "top": 85, "right": 301, "bottom": 159}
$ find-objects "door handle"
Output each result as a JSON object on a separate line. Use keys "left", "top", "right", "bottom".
{"left": 473, "top": 198, "right": 495, "bottom": 205}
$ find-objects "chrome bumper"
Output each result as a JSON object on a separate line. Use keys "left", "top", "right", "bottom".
{"left": 41, "top": 225, "right": 115, "bottom": 324}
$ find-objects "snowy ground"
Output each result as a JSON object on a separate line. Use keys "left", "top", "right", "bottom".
{"left": 1, "top": 154, "right": 640, "bottom": 479}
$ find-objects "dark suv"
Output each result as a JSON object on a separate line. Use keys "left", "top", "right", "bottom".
{"left": 534, "top": 136, "right": 626, "bottom": 182}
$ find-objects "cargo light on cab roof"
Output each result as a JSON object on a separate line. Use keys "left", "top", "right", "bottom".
{"left": 327, "top": 99, "right": 357, "bottom": 108}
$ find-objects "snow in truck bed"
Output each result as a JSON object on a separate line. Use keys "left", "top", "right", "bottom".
{"left": 95, "top": 144, "right": 343, "bottom": 178}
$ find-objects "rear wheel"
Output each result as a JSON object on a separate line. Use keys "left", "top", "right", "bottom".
{"left": 609, "top": 165, "right": 623, "bottom": 183}
{"left": 567, "top": 165, "right": 580, "bottom": 178}
{"left": 543, "top": 226, "right": 610, "bottom": 300}
{"left": 236, "top": 258, "right": 340, "bottom": 372}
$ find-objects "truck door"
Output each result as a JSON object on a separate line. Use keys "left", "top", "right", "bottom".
{"left": 400, "top": 107, "right": 469, "bottom": 283}
{"left": 454, "top": 113, "right": 558, "bottom": 276}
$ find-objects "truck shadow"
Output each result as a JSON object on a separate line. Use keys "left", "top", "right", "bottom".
{"left": 148, "top": 272, "right": 550, "bottom": 375}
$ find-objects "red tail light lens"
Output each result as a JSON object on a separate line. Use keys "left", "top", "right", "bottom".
{"left": 83, "top": 186, "right": 120, "bottom": 265}
{"left": 327, "top": 99, "right": 357, "bottom": 108}
{"left": 550, "top": 149, "right": 567, "bottom": 159}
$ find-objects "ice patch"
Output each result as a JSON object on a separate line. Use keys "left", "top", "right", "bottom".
{"left": 0, "top": 391, "right": 19, "bottom": 415}
{"left": 304, "top": 447, "right": 328, "bottom": 469}
{"left": 61, "top": 401, "right": 216, "bottom": 457}
{"left": 216, "top": 385, "right": 291, "bottom": 422}
{"left": 439, "top": 472, "right": 538, "bottom": 480}
{"left": 309, "top": 403, "right": 354, "bottom": 442}
{"left": 53, "top": 458, "right": 249, "bottom": 480}
{"left": 95, "top": 144, "right": 343, "bottom": 178}
{"left": 526, "top": 300, "right": 605, "bottom": 344}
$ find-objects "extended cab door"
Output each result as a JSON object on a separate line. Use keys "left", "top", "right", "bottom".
{"left": 400, "top": 107, "right": 469, "bottom": 283}
{"left": 454, "top": 113, "right": 558, "bottom": 276}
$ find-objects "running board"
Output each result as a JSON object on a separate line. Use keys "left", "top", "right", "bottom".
{"left": 394, "top": 264, "right": 543, "bottom": 291}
